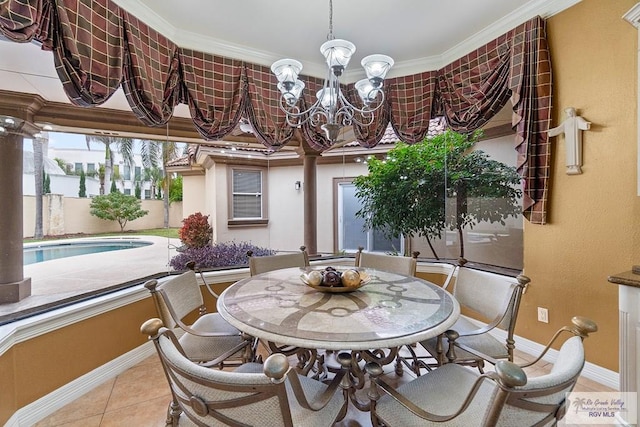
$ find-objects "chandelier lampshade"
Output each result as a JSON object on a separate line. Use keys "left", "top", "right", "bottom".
{"left": 270, "top": 0, "right": 393, "bottom": 144}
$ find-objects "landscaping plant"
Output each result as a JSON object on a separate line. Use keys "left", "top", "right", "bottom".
{"left": 89, "top": 191, "right": 149, "bottom": 232}
{"left": 178, "top": 212, "right": 213, "bottom": 248}
{"left": 169, "top": 241, "right": 276, "bottom": 270}
{"left": 353, "top": 129, "right": 522, "bottom": 259}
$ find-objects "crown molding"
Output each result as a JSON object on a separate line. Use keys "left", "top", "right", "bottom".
{"left": 113, "top": 0, "right": 581, "bottom": 80}
{"left": 624, "top": 3, "right": 640, "bottom": 28}
{"left": 440, "top": 0, "right": 582, "bottom": 68}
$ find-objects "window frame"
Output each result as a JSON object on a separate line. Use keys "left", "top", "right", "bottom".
{"left": 227, "top": 166, "right": 268, "bottom": 227}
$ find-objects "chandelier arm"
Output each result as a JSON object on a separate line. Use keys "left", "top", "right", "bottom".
{"left": 270, "top": 0, "right": 393, "bottom": 144}
{"left": 278, "top": 97, "right": 325, "bottom": 126}
{"left": 335, "top": 89, "right": 385, "bottom": 123}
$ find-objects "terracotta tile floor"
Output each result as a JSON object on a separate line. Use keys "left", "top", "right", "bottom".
{"left": 34, "top": 343, "right": 615, "bottom": 427}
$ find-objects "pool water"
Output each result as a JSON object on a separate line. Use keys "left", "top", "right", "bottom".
{"left": 24, "top": 241, "right": 152, "bottom": 265}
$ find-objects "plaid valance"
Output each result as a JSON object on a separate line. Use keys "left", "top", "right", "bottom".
{"left": 0, "top": 0, "right": 552, "bottom": 223}
{"left": 0, "top": 0, "right": 49, "bottom": 42}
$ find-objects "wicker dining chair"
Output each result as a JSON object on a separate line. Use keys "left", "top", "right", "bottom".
{"left": 409, "top": 258, "right": 530, "bottom": 374}
{"left": 366, "top": 316, "right": 597, "bottom": 427}
{"left": 247, "top": 246, "right": 309, "bottom": 276}
{"left": 145, "top": 268, "right": 255, "bottom": 369}
{"left": 355, "top": 246, "right": 418, "bottom": 276}
{"left": 141, "top": 318, "right": 352, "bottom": 427}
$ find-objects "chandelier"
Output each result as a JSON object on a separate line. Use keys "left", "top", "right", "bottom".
{"left": 270, "top": 0, "right": 394, "bottom": 143}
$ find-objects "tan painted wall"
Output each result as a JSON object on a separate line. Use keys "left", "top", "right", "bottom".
{"left": 517, "top": 0, "right": 638, "bottom": 372}
{"left": 0, "top": 298, "right": 158, "bottom": 426}
{"left": 22, "top": 196, "right": 183, "bottom": 237}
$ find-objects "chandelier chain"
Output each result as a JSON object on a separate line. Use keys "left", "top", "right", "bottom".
{"left": 270, "top": 0, "right": 393, "bottom": 144}
{"left": 327, "top": 0, "right": 334, "bottom": 40}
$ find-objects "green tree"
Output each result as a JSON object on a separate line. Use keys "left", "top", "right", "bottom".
{"left": 169, "top": 175, "right": 183, "bottom": 202}
{"left": 110, "top": 179, "right": 118, "bottom": 193}
{"left": 134, "top": 182, "right": 141, "bottom": 199}
{"left": 85, "top": 136, "right": 135, "bottom": 194}
{"left": 353, "top": 136, "right": 447, "bottom": 258}
{"left": 33, "top": 134, "right": 46, "bottom": 239}
{"left": 54, "top": 157, "right": 68, "bottom": 172}
{"left": 78, "top": 170, "right": 87, "bottom": 197}
{"left": 43, "top": 172, "right": 51, "bottom": 194}
{"left": 353, "top": 130, "right": 522, "bottom": 259}
{"left": 89, "top": 192, "right": 149, "bottom": 232}
{"left": 139, "top": 139, "right": 181, "bottom": 228}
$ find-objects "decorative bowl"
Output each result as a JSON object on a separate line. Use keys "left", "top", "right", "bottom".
{"left": 300, "top": 267, "right": 371, "bottom": 293}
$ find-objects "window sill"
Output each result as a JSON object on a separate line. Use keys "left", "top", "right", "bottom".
{"left": 228, "top": 219, "right": 269, "bottom": 227}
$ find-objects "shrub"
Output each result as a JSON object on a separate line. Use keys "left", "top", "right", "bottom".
{"left": 89, "top": 192, "right": 149, "bottom": 232}
{"left": 78, "top": 170, "right": 86, "bottom": 197}
{"left": 169, "top": 241, "right": 276, "bottom": 271}
{"left": 178, "top": 212, "right": 213, "bottom": 248}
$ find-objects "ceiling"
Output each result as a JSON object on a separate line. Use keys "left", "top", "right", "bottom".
{"left": 0, "top": 0, "right": 577, "bottom": 139}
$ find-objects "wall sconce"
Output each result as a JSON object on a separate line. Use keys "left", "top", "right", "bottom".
{"left": 294, "top": 181, "right": 302, "bottom": 190}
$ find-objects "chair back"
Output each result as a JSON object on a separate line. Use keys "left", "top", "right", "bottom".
{"left": 495, "top": 335, "right": 586, "bottom": 426}
{"left": 355, "top": 249, "right": 417, "bottom": 276}
{"left": 146, "top": 270, "right": 204, "bottom": 329}
{"left": 248, "top": 248, "right": 309, "bottom": 276}
{"left": 452, "top": 267, "right": 524, "bottom": 331}
{"left": 142, "top": 319, "right": 294, "bottom": 427}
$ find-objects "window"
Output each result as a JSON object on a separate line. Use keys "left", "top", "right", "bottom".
{"left": 124, "top": 188, "right": 131, "bottom": 195}
{"left": 74, "top": 162, "right": 83, "bottom": 174}
{"left": 337, "top": 181, "right": 402, "bottom": 253}
{"left": 144, "top": 189, "right": 151, "bottom": 199}
{"left": 228, "top": 168, "right": 267, "bottom": 225}
{"left": 87, "top": 163, "right": 95, "bottom": 174}
{"left": 134, "top": 166, "right": 141, "bottom": 181}
{"left": 441, "top": 134, "right": 523, "bottom": 270}
{"left": 123, "top": 165, "right": 131, "bottom": 180}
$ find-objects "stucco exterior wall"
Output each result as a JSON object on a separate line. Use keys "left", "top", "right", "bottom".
{"left": 180, "top": 174, "right": 207, "bottom": 223}
{"left": 518, "top": 0, "right": 638, "bottom": 372}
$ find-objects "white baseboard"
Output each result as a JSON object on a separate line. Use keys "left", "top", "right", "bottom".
{"left": 5, "top": 342, "right": 154, "bottom": 427}
{"left": 464, "top": 316, "right": 619, "bottom": 390}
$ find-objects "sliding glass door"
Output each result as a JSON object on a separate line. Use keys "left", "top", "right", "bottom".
{"left": 337, "top": 182, "right": 402, "bottom": 253}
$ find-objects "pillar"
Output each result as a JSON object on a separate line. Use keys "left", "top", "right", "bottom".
{"left": 0, "top": 118, "right": 33, "bottom": 302}
{"left": 298, "top": 139, "right": 319, "bottom": 256}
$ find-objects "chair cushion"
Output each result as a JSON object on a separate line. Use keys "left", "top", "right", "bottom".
{"left": 420, "top": 316, "right": 509, "bottom": 363}
{"left": 178, "top": 312, "right": 246, "bottom": 362}
{"left": 376, "top": 363, "right": 497, "bottom": 426}
{"left": 285, "top": 373, "right": 346, "bottom": 427}
{"left": 357, "top": 252, "right": 416, "bottom": 276}
{"left": 496, "top": 336, "right": 585, "bottom": 427}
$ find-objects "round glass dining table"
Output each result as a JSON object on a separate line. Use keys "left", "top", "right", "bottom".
{"left": 217, "top": 266, "right": 460, "bottom": 351}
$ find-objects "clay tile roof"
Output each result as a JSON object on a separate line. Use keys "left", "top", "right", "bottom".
{"left": 346, "top": 117, "right": 447, "bottom": 147}
{"left": 166, "top": 156, "right": 190, "bottom": 167}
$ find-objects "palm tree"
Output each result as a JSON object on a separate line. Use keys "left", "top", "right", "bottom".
{"left": 138, "top": 139, "right": 180, "bottom": 228}
{"left": 32, "top": 132, "right": 48, "bottom": 239}
{"left": 144, "top": 166, "right": 164, "bottom": 200}
{"left": 85, "top": 136, "right": 135, "bottom": 194}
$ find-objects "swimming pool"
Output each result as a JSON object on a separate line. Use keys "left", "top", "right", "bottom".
{"left": 23, "top": 239, "right": 153, "bottom": 265}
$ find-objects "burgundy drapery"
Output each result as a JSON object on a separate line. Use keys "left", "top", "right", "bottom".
{"left": 0, "top": 0, "right": 552, "bottom": 223}
{"left": 0, "top": 0, "right": 50, "bottom": 42}
{"left": 351, "top": 17, "right": 552, "bottom": 223}
{"left": 120, "top": 12, "right": 180, "bottom": 126}
{"left": 179, "top": 49, "right": 245, "bottom": 140}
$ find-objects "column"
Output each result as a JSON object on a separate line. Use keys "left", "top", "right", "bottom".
{"left": 298, "top": 139, "right": 319, "bottom": 256}
{"left": 0, "top": 118, "right": 32, "bottom": 302}
{"left": 608, "top": 271, "right": 640, "bottom": 426}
